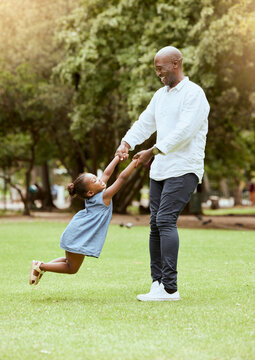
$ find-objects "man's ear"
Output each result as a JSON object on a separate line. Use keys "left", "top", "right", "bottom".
{"left": 86, "top": 190, "right": 94, "bottom": 197}
{"left": 173, "top": 60, "right": 178, "bottom": 69}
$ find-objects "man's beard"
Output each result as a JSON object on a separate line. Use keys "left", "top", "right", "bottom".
{"left": 167, "top": 74, "right": 178, "bottom": 88}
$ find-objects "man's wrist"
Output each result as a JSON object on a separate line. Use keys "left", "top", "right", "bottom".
{"left": 121, "top": 141, "right": 131, "bottom": 151}
{"left": 152, "top": 146, "right": 160, "bottom": 156}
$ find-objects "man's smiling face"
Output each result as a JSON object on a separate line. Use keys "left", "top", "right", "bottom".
{"left": 154, "top": 55, "right": 177, "bottom": 87}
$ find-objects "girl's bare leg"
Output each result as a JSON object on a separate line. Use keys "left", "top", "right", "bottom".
{"left": 48, "top": 257, "right": 67, "bottom": 264}
{"left": 39, "top": 252, "right": 85, "bottom": 274}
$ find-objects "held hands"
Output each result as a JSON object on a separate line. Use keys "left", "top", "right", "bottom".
{"left": 115, "top": 142, "right": 155, "bottom": 167}
{"left": 115, "top": 142, "right": 130, "bottom": 161}
{"left": 132, "top": 148, "right": 153, "bottom": 167}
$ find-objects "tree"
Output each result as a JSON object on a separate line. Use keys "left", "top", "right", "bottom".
{"left": 0, "top": 65, "right": 57, "bottom": 214}
{"left": 1, "top": 0, "right": 254, "bottom": 213}
{"left": 0, "top": 0, "right": 79, "bottom": 213}
{"left": 55, "top": 0, "right": 255, "bottom": 210}
{"left": 188, "top": 0, "right": 255, "bottom": 204}
{"left": 0, "top": 0, "right": 77, "bottom": 77}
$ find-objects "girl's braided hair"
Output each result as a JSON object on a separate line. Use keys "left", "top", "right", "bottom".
{"left": 67, "top": 173, "right": 90, "bottom": 200}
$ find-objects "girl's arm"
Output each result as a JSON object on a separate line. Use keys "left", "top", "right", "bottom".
{"left": 100, "top": 156, "right": 120, "bottom": 184}
{"left": 103, "top": 159, "right": 138, "bottom": 206}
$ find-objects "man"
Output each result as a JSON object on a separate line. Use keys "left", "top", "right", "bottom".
{"left": 116, "top": 46, "right": 210, "bottom": 301}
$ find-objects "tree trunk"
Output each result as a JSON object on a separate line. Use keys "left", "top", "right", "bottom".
{"left": 41, "top": 162, "right": 55, "bottom": 209}
{"left": 16, "top": 184, "right": 30, "bottom": 216}
{"left": 23, "top": 141, "right": 37, "bottom": 216}
{"left": 220, "top": 178, "right": 230, "bottom": 198}
{"left": 233, "top": 179, "right": 243, "bottom": 206}
{"left": 24, "top": 171, "right": 31, "bottom": 216}
{"left": 202, "top": 172, "right": 211, "bottom": 202}
{"left": 70, "top": 158, "right": 85, "bottom": 212}
{"left": 92, "top": 129, "right": 98, "bottom": 174}
{"left": 3, "top": 175, "right": 7, "bottom": 210}
{"left": 113, "top": 166, "right": 149, "bottom": 213}
{"left": 0, "top": 174, "right": 30, "bottom": 215}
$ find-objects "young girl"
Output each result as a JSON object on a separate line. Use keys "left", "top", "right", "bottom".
{"left": 29, "top": 156, "right": 138, "bottom": 285}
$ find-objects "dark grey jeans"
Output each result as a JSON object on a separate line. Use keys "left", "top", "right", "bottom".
{"left": 149, "top": 173, "right": 199, "bottom": 291}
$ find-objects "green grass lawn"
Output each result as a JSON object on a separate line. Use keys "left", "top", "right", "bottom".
{"left": 0, "top": 222, "right": 254, "bottom": 360}
{"left": 203, "top": 206, "right": 255, "bottom": 216}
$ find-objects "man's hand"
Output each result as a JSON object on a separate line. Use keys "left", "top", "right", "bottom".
{"left": 115, "top": 141, "right": 130, "bottom": 161}
{"left": 132, "top": 148, "right": 154, "bottom": 167}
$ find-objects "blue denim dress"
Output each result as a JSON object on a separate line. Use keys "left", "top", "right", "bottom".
{"left": 60, "top": 191, "right": 112, "bottom": 257}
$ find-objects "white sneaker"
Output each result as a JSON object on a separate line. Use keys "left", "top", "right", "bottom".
{"left": 137, "top": 283, "right": 180, "bottom": 302}
{"left": 136, "top": 280, "right": 160, "bottom": 301}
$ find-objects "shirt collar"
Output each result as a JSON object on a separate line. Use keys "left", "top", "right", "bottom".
{"left": 166, "top": 76, "right": 189, "bottom": 92}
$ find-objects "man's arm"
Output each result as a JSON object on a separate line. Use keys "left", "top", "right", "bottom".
{"left": 115, "top": 92, "right": 158, "bottom": 159}
{"left": 100, "top": 156, "right": 120, "bottom": 184}
{"left": 121, "top": 104, "right": 157, "bottom": 150}
{"left": 132, "top": 89, "right": 209, "bottom": 166}
{"left": 103, "top": 160, "right": 138, "bottom": 205}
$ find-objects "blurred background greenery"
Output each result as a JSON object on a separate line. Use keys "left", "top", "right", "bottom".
{"left": 0, "top": 0, "right": 254, "bottom": 215}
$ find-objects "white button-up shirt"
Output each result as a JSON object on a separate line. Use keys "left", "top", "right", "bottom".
{"left": 122, "top": 77, "right": 210, "bottom": 183}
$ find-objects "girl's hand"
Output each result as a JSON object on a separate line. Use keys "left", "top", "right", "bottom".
{"left": 117, "top": 154, "right": 125, "bottom": 162}
{"left": 115, "top": 142, "right": 130, "bottom": 161}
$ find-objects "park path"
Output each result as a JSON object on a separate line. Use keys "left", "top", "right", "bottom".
{"left": 0, "top": 211, "right": 254, "bottom": 230}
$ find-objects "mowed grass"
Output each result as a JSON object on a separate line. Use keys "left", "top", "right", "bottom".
{"left": 0, "top": 222, "right": 254, "bottom": 360}
{"left": 203, "top": 206, "right": 255, "bottom": 216}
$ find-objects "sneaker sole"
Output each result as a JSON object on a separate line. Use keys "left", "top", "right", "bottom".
{"left": 137, "top": 296, "right": 181, "bottom": 302}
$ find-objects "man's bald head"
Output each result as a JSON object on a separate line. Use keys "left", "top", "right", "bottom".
{"left": 154, "top": 46, "right": 184, "bottom": 88}
{"left": 155, "top": 46, "right": 183, "bottom": 64}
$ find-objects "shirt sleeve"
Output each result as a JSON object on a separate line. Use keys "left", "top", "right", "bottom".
{"left": 155, "top": 88, "right": 210, "bottom": 155}
{"left": 122, "top": 93, "right": 157, "bottom": 150}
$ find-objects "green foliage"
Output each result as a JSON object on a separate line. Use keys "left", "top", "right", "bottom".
{"left": 55, "top": 0, "right": 255, "bottom": 186}
{"left": 0, "top": 0, "right": 254, "bottom": 210}
{"left": 0, "top": 65, "right": 50, "bottom": 160}
{"left": 0, "top": 0, "right": 77, "bottom": 77}
{"left": 0, "top": 133, "right": 31, "bottom": 168}
{"left": 0, "top": 63, "right": 74, "bottom": 215}
{"left": 190, "top": 0, "right": 255, "bottom": 180}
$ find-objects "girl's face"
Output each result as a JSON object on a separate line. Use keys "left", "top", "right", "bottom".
{"left": 84, "top": 174, "right": 106, "bottom": 197}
